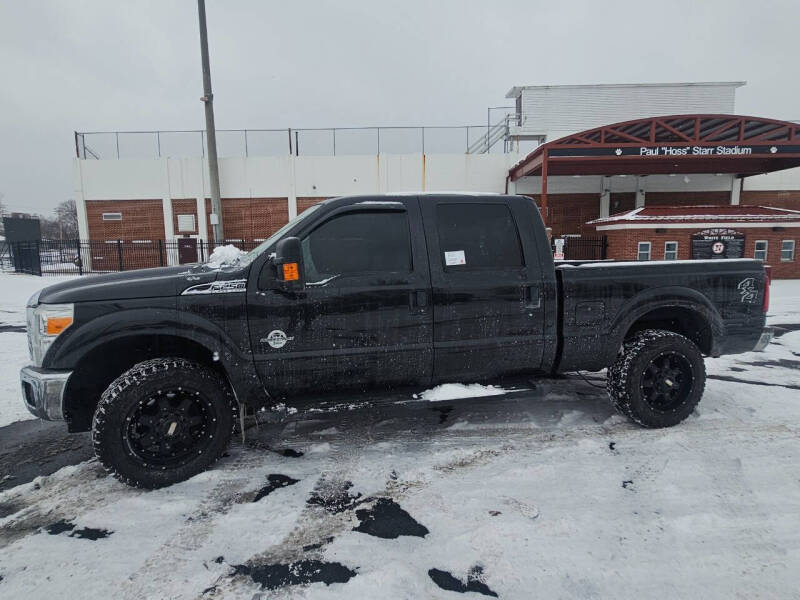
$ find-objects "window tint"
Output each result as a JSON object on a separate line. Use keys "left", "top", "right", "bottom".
{"left": 435, "top": 203, "right": 523, "bottom": 269}
{"left": 637, "top": 242, "right": 651, "bottom": 261}
{"left": 302, "top": 210, "right": 411, "bottom": 280}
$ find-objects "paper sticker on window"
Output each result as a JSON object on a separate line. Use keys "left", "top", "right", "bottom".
{"left": 444, "top": 250, "right": 466, "bottom": 266}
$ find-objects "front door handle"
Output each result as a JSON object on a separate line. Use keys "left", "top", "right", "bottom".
{"left": 409, "top": 290, "right": 428, "bottom": 314}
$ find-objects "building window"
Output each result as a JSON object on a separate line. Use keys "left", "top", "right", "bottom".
{"left": 664, "top": 241, "right": 678, "bottom": 260}
{"left": 177, "top": 214, "right": 196, "bottom": 232}
{"left": 637, "top": 241, "right": 651, "bottom": 261}
{"left": 754, "top": 240, "right": 768, "bottom": 261}
{"left": 781, "top": 240, "right": 795, "bottom": 262}
{"left": 102, "top": 212, "right": 122, "bottom": 221}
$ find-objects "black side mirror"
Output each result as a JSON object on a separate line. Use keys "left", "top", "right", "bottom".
{"left": 274, "top": 236, "right": 305, "bottom": 291}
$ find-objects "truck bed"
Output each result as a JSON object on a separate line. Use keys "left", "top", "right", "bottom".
{"left": 554, "top": 258, "right": 767, "bottom": 372}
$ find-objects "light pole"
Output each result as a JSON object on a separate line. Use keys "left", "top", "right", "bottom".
{"left": 197, "top": 0, "right": 224, "bottom": 244}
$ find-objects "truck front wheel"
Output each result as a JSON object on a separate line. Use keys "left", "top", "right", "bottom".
{"left": 92, "top": 358, "right": 237, "bottom": 488}
{"left": 606, "top": 329, "right": 706, "bottom": 428}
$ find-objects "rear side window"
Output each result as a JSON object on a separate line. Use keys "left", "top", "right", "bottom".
{"left": 435, "top": 203, "right": 524, "bottom": 269}
{"left": 302, "top": 210, "right": 411, "bottom": 279}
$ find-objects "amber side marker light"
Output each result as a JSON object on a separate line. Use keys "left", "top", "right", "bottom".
{"left": 46, "top": 316, "right": 73, "bottom": 335}
{"left": 282, "top": 262, "right": 300, "bottom": 281}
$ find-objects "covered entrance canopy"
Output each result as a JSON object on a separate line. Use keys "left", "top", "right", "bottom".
{"left": 508, "top": 115, "right": 800, "bottom": 222}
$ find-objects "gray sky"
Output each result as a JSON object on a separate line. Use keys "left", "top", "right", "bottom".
{"left": 1, "top": 0, "right": 798, "bottom": 214}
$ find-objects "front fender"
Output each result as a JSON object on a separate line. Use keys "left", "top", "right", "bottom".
{"left": 45, "top": 301, "right": 263, "bottom": 406}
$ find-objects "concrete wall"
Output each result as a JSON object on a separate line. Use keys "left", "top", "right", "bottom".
{"left": 74, "top": 153, "right": 519, "bottom": 241}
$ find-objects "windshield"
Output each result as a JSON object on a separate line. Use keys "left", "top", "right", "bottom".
{"left": 235, "top": 204, "right": 321, "bottom": 267}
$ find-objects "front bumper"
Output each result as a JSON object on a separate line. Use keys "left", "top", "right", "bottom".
{"left": 20, "top": 366, "right": 72, "bottom": 421}
{"left": 753, "top": 327, "right": 774, "bottom": 352}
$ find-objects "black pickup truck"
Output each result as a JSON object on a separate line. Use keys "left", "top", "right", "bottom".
{"left": 21, "top": 193, "right": 772, "bottom": 487}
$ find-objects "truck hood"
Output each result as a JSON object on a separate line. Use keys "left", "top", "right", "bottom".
{"left": 35, "top": 264, "right": 229, "bottom": 304}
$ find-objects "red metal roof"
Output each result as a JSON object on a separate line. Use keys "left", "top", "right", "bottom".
{"left": 588, "top": 205, "right": 800, "bottom": 225}
{"left": 509, "top": 114, "right": 800, "bottom": 181}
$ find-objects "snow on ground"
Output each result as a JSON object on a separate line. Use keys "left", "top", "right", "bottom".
{"left": 0, "top": 276, "right": 799, "bottom": 598}
{"left": 414, "top": 382, "right": 511, "bottom": 401}
{"left": 0, "top": 274, "right": 76, "bottom": 427}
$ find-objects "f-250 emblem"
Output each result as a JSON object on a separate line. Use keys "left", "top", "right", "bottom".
{"left": 262, "top": 330, "right": 294, "bottom": 349}
{"left": 737, "top": 277, "right": 757, "bottom": 303}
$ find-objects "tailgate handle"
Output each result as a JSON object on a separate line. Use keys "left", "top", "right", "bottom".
{"left": 521, "top": 285, "right": 541, "bottom": 309}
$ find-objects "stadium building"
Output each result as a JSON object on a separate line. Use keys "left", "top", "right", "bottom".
{"left": 73, "top": 81, "right": 800, "bottom": 276}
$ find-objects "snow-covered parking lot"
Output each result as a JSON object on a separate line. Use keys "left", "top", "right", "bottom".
{"left": 1, "top": 273, "right": 799, "bottom": 599}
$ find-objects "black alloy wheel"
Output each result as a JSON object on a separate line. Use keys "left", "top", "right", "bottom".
{"left": 123, "top": 387, "right": 217, "bottom": 470}
{"left": 639, "top": 351, "right": 694, "bottom": 412}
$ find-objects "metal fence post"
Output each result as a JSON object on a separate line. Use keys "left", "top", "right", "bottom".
{"left": 76, "top": 240, "right": 83, "bottom": 275}
{"left": 117, "top": 240, "right": 123, "bottom": 271}
{"left": 157, "top": 131, "right": 161, "bottom": 157}
{"left": 332, "top": 128, "right": 336, "bottom": 156}
{"left": 377, "top": 128, "right": 380, "bottom": 154}
{"left": 421, "top": 128, "right": 425, "bottom": 154}
{"left": 158, "top": 239, "right": 164, "bottom": 266}
{"left": 115, "top": 132, "right": 120, "bottom": 159}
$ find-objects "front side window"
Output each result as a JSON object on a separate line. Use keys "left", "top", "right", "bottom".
{"left": 435, "top": 203, "right": 524, "bottom": 269}
{"left": 637, "top": 241, "right": 651, "bottom": 261}
{"left": 664, "top": 241, "right": 678, "bottom": 260}
{"left": 781, "top": 240, "right": 795, "bottom": 261}
{"left": 302, "top": 210, "right": 411, "bottom": 281}
{"left": 754, "top": 240, "right": 768, "bottom": 261}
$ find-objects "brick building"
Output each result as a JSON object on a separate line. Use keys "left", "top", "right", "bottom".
{"left": 586, "top": 206, "right": 800, "bottom": 278}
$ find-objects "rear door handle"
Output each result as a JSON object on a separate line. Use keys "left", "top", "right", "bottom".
{"left": 521, "top": 285, "right": 541, "bottom": 309}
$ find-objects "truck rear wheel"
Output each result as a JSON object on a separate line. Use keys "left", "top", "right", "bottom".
{"left": 606, "top": 329, "right": 705, "bottom": 428}
{"left": 92, "top": 358, "right": 237, "bottom": 488}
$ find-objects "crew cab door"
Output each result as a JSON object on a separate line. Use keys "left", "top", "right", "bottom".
{"left": 247, "top": 197, "right": 433, "bottom": 395}
{"left": 420, "top": 196, "right": 546, "bottom": 381}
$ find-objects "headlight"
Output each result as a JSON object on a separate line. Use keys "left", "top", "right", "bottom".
{"left": 27, "top": 303, "right": 74, "bottom": 366}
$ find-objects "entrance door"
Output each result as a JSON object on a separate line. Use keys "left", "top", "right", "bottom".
{"left": 178, "top": 238, "right": 198, "bottom": 264}
{"left": 247, "top": 197, "right": 433, "bottom": 395}
{"left": 419, "top": 196, "right": 546, "bottom": 382}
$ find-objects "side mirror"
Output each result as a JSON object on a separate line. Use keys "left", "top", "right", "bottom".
{"left": 274, "top": 236, "right": 305, "bottom": 291}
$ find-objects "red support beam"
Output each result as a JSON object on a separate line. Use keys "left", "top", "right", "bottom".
{"left": 541, "top": 148, "right": 548, "bottom": 225}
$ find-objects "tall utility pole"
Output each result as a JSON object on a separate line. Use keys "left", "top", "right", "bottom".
{"left": 197, "top": 0, "right": 224, "bottom": 244}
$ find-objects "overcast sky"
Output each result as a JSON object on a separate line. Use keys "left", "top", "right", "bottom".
{"left": 0, "top": 0, "right": 798, "bottom": 214}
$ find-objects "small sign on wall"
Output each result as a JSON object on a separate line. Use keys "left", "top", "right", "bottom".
{"left": 553, "top": 237, "right": 565, "bottom": 260}
{"left": 691, "top": 229, "right": 745, "bottom": 259}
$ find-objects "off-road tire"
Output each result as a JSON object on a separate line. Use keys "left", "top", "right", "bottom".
{"left": 92, "top": 358, "right": 237, "bottom": 489}
{"left": 607, "top": 329, "right": 706, "bottom": 428}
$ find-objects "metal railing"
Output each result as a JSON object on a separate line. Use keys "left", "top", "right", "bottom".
{"left": 2, "top": 239, "right": 261, "bottom": 276}
{"left": 75, "top": 123, "right": 519, "bottom": 160}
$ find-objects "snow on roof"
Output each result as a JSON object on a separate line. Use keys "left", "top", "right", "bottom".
{"left": 588, "top": 205, "right": 800, "bottom": 225}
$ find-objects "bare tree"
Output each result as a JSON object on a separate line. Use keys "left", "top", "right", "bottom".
{"left": 54, "top": 199, "right": 79, "bottom": 239}
{"left": 0, "top": 192, "right": 6, "bottom": 236}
